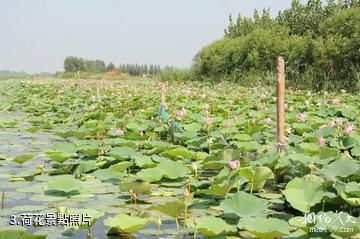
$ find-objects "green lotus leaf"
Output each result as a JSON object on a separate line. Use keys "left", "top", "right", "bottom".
{"left": 341, "top": 136, "right": 357, "bottom": 149}
{"left": 340, "top": 182, "right": 360, "bottom": 206}
{"left": 319, "top": 147, "right": 339, "bottom": 159}
{"left": 76, "top": 141, "right": 99, "bottom": 155}
{"left": 136, "top": 167, "right": 163, "bottom": 182}
{"left": 158, "top": 160, "right": 190, "bottom": 179}
{"left": 233, "top": 141, "right": 261, "bottom": 152}
{"left": 162, "top": 146, "right": 196, "bottom": 159}
{"left": 12, "top": 154, "right": 34, "bottom": 165}
{"left": 317, "top": 158, "right": 360, "bottom": 179}
{"left": 47, "top": 175, "right": 83, "bottom": 196}
{"left": 220, "top": 191, "right": 268, "bottom": 217}
{"left": 92, "top": 169, "right": 121, "bottom": 182}
{"left": 315, "top": 126, "right": 335, "bottom": 138}
{"left": 137, "top": 159, "right": 189, "bottom": 182}
{"left": 186, "top": 216, "right": 237, "bottom": 237}
{"left": 132, "top": 154, "right": 156, "bottom": 168}
{"left": 104, "top": 213, "right": 152, "bottom": 234}
{"left": 239, "top": 166, "right": 274, "bottom": 192}
{"left": 233, "top": 134, "right": 252, "bottom": 141}
{"left": 237, "top": 217, "right": 291, "bottom": 239}
{"left": 108, "top": 146, "right": 136, "bottom": 160}
{"left": 282, "top": 176, "right": 324, "bottom": 213}
{"left": 351, "top": 145, "right": 360, "bottom": 157}
{"left": 184, "top": 122, "right": 202, "bottom": 132}
{"left": 150, "top": 200, "right": 185, "bottom": 218}
{"left": 119, "top": 181, "right": 156, "bottom": 195}
{"left": 45, "top": 142, "right": 78, "bottom": 163}
{"left": 0, "top": 230, "right": 46, "bottom": 239}
{"left": 292, "top": 123, "right": 312, "bottom": 135}
{"left": 110, "top": 161, "right": 134, "bottom": 173}
{"left": 299, "top": 142, "right": 320, "bottom": 155}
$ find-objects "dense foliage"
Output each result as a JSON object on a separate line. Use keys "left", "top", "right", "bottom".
{"left": 118, "top": 63, "right": 162, "bottom": 76}
{"left": 1, "top": 79, "right": 359, "bottom": 238}
{"left": 64, "top": 56, "right": 162, "bottom": 76}
{"left": 192, "top": 0, "right": 360, "bottom": 91}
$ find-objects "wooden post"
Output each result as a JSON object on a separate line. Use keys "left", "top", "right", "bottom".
{"left": 76, "top": 71, "right": 81, "bottom": 91}
{"left": 96, "top": 81, "right": 102, "bottom": 101}
{"left": 161, "top": 81, "right": 168, "bottom": 104}
{"left": 276, "top": 57, "right": 286, "bottom": 148}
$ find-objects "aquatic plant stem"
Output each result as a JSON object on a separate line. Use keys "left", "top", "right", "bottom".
{"left": 250, "top": 173, "right": 254, "bottom": 194}
{"left": 175, "top": 217, "right": 180, "bottom": 231}
{"left": 1, "top": 191, "right": 4, "bottom": 209}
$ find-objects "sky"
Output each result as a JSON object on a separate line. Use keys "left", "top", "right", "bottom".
{"left": 0, "top": 0, "right": 295, "bottom": 73}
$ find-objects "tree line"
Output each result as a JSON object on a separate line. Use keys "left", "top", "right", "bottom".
{"left": 63, "top": 56, "right": 162, "bottom": 76}
{"left": 192, "top": 0, "right": 360, "bottom": 91}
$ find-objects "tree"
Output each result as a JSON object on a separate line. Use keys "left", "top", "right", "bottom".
{"left": 64, "top": 56, "right": 86, "bottom": 72}
{"left": 106, "top": 62, "right": 116, "bottom": 72}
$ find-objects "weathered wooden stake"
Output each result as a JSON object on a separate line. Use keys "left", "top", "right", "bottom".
{"left": 96, "top": 82, "right": 102, "bottom": 101}
{"left": 76, "top": 71, "right": 81, "bottom": 91}
{"left": 161, "top": 81, "right": 168, "bottom": 104}
{"left": 276, "top": 57, "right": 286, "bottom": 148}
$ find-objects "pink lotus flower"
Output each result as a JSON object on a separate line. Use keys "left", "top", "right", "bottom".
{"left": 204, "top": 104, "right": 210, "bottom": 111}
{"left": 332, "top": 98, "right": 340, "bottom": 105}
{"left": 177, "top": 107, "right": 186, "bottom": 118}
{"left": 191, "top": 162, "right": 198, "bottom": 171}
{"left": 139, "top": 131, "right": 145, "bottom": 137}
{"left": 317, "top": 137, "right": 326, "bottom": 147}
{"left": 264, "top": 118, "right": 272, "bottom": 125}
{"left": 115, "top": 129, "right": 124, "bottom": 136}
{"left": 296, "top": 113, "right": 306, "bottom": 122}
{"left": 224, "top": 120, "right": 231, "bottom": 128}
{"left": 249, "top": 119, "right": 256, "bottom": 125}
{"left": 335, "top": 118, "right": 343, "bottom": 126}
{"left": 229, "top": 160, "right": 240, "bottom": 170}
{"left": 183, "top": 187, "right": 190, "bottom": 196}
{"left": 204, "top": 116, "right": 213, "bottom": 126}
{"left": 328, "top": 121, "right": 336, "bottom": 127}
{"left": 343, "top": 124, "right": 355, "bottom": 135}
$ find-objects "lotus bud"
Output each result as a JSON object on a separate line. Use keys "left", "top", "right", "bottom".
{"left": 317, "top": 137, "right": 326, "bottom": 147}
{"left": 206, "top": 137, "right": 213, "bottom": 145}
{"left": 343, "top": 124, "right": 354, "bottom": 135}
{"left": 155, "top": 216, "right": 162, "bottom": 228}
{"left": 183, "top": 187, "right": 190, "bottom": 197}
{"left": 115, "top": 129, "right": 124, "bottom": 136}
{"left": 57, "top": 206, "right": 67, "bottom": 214}
{"left": 249, "top": 119, "right": 256, "bottom": 125}
{"left": 193, "top": 216, "right": 199, "bottom": 226}
{"left": 224, "top": 120, "right": 231, "bottom": 128}
{"left": 229, "top": 160, "right": 240, "bottom": 170}
{"left": 308, "top": 163, "right": 318, "bottom": 172}
{"left": 191, "top": 162, "right": 198, "bottom": 171}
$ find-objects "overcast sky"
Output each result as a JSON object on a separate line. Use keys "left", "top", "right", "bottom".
{"left": 0, "top": 0, "right": 296, "bottom": 73}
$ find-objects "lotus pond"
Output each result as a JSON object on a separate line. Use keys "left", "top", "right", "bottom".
{"left": 0, "top": 78, "right": 359, "bottom": 239}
